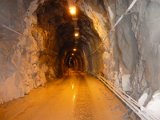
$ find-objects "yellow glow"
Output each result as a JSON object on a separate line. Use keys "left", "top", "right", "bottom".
{"left": 72, "top": 93, "right": 76, "bottom": 102}
{"left": 74, "top": 32, "right": 79, "bottom": 37}
{"left": 71, "top": 53, "right": 74, "bottom": 56}
{"left": 72, "top": 84, "right": 74, "bottom": 90}
{"left": 73, "top": 48, "right": 77, "bottom": 52}
{"left": 69, "top": 6, "right": 77, "bottom": 16}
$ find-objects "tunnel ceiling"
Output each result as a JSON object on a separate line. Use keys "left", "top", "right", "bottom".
{"left": 35, "top": 0, "right": 102, "bottom": 60}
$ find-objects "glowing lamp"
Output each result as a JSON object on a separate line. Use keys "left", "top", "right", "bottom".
{"left": 69, "top": 6, "right": 77, "bottom": 16}
{"left": 71, "top": 53, "right": 74, "bottom": 56}
{"left": 74, "top": 32, "right": 79, "bottom": 37}
{"left": 73, "top": 48, "right": 77, "bottom": 52}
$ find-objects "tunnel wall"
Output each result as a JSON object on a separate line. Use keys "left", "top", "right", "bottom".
{"left": 0, "top": 0, "right": 57, "bottom": 103}
{"left": 78, "top": 0, "right": 160, "bottom": 118}
{"left": 0, "top": 0, "right": 32, "bottom": 103}
{"left": 108, "top": 0, "right": 160, "bottom": 110}
{"left": 78, "top": 0, "right": 115, "bottom": 80}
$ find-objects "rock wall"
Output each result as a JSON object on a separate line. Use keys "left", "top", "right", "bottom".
{"left": 78, "top": 0, "right": 160, "bottom": 118}
{"left": 78, "top": 0, "right": 112, "bottom": 76}
{"left": 111, "top": 0, "right": 160, "bottom": 108}
{"left": 0, "top": 0, "right": 56, "bottom": 103}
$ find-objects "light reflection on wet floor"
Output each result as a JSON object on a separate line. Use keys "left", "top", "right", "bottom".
{"left": 0, "top": 70, "right": 127, "bottom": 120}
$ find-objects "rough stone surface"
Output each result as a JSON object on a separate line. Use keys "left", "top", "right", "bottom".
{"left": 1, "top": 0, "right": 160, "bottom": 118}
{"left": 78, "top": 0, "right": 160, "bottom": 118}
{"left": 0, "top": 0, "right": 56, "bottom": 103}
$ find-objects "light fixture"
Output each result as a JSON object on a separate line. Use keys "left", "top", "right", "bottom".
{"left": 73, "top": 48, "right": 77, "bottom": 52}
{"left": 69, "top": 6, "right": 77, "bottom": 16}
{"left": 71, "top": 53, "right": 74, "bottom": 56}
{"left": 74, "top": 32, "right": 79, "bottom": 37}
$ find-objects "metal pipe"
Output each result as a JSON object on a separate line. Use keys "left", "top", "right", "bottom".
{"left": 110, "top": 0, "right": 138, "bottom": 31}
{"left": 96, "top": 75, "right": 159, "bottom": 120}
{"left": 1, "top": 24, "right": 22, "bottom": 36}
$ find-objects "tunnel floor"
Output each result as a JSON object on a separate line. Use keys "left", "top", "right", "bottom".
{"left": 0, "top": 70, "right": 127, "bottom": 120}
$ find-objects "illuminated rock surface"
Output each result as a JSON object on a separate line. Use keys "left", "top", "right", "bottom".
{"left": 0, "top": 0, "right": 160, "bottom": 119}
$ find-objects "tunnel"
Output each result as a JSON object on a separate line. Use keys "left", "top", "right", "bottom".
{"left": 0, "top": 0, "right": 160, "bottom": 120}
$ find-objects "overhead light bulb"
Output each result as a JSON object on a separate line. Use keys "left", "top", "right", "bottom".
{"left": 71, "top": 53, "right": 74, "bottom": 56}
{"left": 74, "top": 32, "right": 79, "bottom": 37}
{"left": 73, "top": 48, "right": 77, "bottom": 52}
{"left": 69, "top": 6, "right": 77, "bottom": 16}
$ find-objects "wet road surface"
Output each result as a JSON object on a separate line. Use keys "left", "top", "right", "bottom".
{"left": 0, "top": 71, "right": 127, "bottom": 120}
